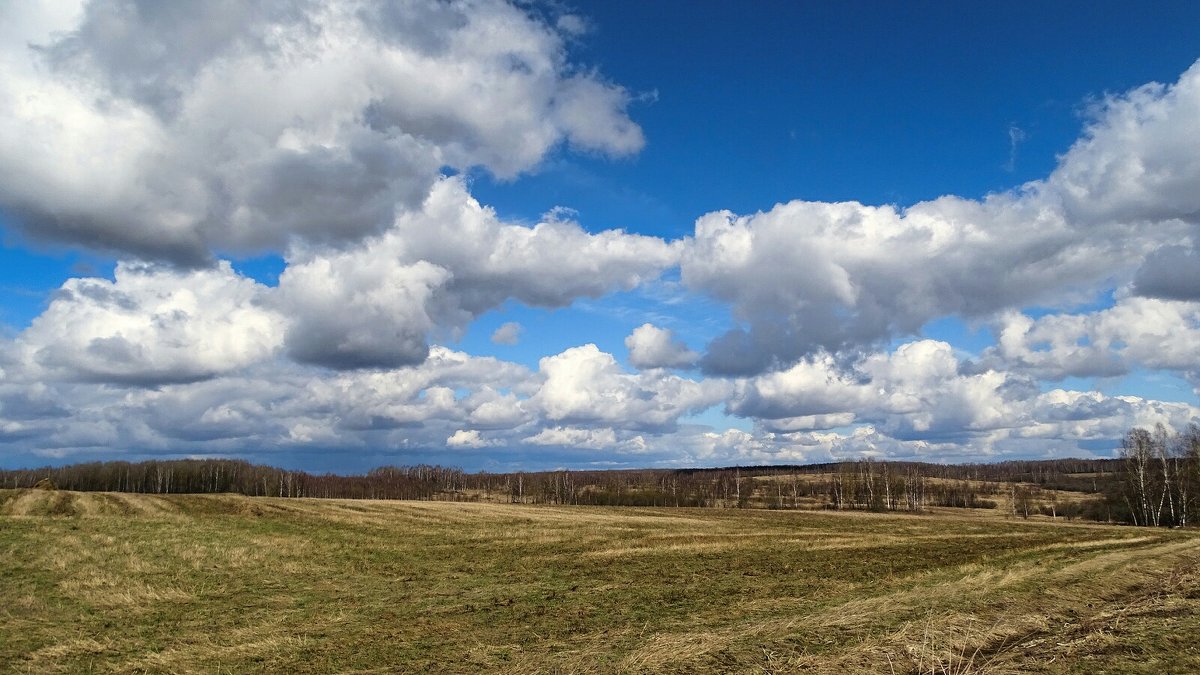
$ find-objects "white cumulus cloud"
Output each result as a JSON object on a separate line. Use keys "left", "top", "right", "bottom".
{"left": 0, "top": 0, "right": 644, "bottom": 262}
{"left": 276, "top": 178, "right": 678, "bottom": 369}
{"left": 681, "top": 60, "right": 1200, "bottom": 375}
{"left": 10, "top": 261, "right": 283, "bottom": 385}
{"left": 530, "top": 344, "right": 729, "bottom": 432}
{"left": 447, "top": 429, "right": 497, "bottom": 448}
{"left": 625, "top": 323, "right": 698, "bottom": 369}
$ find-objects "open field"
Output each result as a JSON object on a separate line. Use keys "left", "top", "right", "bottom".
{"left": 3, "top": 489, "right": 1200, "bottom": 673}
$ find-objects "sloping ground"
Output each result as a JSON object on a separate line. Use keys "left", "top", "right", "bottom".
{"left": 0, "top": 489, "right": 191, "bottom": 518}
{"left": 1, "top": 489, "right": 1197, "bottom": 673}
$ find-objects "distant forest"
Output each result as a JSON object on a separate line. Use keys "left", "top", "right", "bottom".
{"left": 3, "top": 424, "right": 1197, "bottom": 527}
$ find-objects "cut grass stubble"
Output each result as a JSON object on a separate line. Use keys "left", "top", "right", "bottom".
{"left": 2, "top": 489, "right": 1199, "bottom": 673}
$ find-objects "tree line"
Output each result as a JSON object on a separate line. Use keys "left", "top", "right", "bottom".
{"left": 0, "top": 454, "right": 1129, "bottom": 518}
{"left": 5, "top": 434, "right": 1198, "bottom": 526}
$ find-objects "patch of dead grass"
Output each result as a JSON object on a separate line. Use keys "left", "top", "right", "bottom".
{"left": 2, "top": 491, "right": 1197, "bottom": 674}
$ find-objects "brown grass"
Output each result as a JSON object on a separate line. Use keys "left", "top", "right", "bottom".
{"left": 1, "top": 489, "right": 1198, "bottom": 673}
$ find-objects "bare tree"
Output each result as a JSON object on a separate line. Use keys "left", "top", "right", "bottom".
{"left": 1121, "top": 428, "right": 1155, "bottom": 526}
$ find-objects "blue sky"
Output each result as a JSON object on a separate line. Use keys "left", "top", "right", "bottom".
{"left": 0, "top": 1, "right": 1198, "bottom": 471}
{"left": 476, "top": 1, "right": 1200, "bottom": 221}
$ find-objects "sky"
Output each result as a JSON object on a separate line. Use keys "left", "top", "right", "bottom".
{"left": 1, "top": 0, "right": 1199, "bottom": 473}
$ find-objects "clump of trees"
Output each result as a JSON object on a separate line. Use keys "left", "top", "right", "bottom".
{"left": 0, "top": 459, "right": 466, "bottom": 500}
{"left": 824, "top": 460, "right": 998, "bottom": 512}
{"left": 1117, "top": 423, "right": 1200, "bottom": 527}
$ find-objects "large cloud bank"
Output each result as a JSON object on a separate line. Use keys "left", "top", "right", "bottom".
{"left": 0, "top": 0, "right": 643, "bottom": 262}
{"left": 0, "top": 1, "right": 1198, "bottom": 468}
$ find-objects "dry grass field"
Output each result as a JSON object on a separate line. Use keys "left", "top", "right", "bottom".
{"left": 3, "top": 488, "right": 1200, "bottom": 674}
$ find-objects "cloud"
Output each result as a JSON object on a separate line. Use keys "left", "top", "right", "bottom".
{"left": 78, "top": 345, "right": 535, "bottom": 453}
{"left": 715, "top": 337, "right": 1199, "bottom": 463}
{"left": 278, "top": 256, "right": 447, "bottom": 370}
{"left": 0, "top": 0, "right": 644, "bottom": 263}
{"left": 0, "top": 325, "right": 1196, "bottom": 467}
{"left": 1004, "top": 124, "right": 1026, "bottom": 172}
{"left": 555, "top": 14, "right": 590, "bottom": 37}
{"left": 625, "top": 323, "right": 698, "bottom": 369}
{"left": 682, "top": 60, "right": 1200, "bottom": 375}
{"left": 397, "top": 180, "right": 678, "bottom": 318}
{"left": 1048, "top": 62, "right": 1200, "bottom": 227}
{"left": 491, "top": 322, "right": 523, "bottom": 346}
{"left": 726, "top": 352, "right": 871, "bottom": 421}
{"left": 466, "top": 389, "right": 530, "bottom": 430}
{"left": 728, "top": 340, "right": 1033, "bottom": 443}
{"left": 311, "top": 347, "right": 533, "bottom": 432}
{"left": 529, "top": 344, "right": 729, "bottom": 432}
{"left": 2, "top": 174, "right": 672, "bottom": 377}
{"left": 3, "top": 17, "right": 1200, "bottom": 468}
{"left": 1132, "top": 245, "right": 1200, "bottom": 300}
{"left": 523, "top": 427, "right": 622, "bottom": 450}
{"left": 10, "top": 261, "right": 283, "bottom": 385}
{"left": 447, "top": 429, "right": 497, "bottom": 448}
{"left": 0, "top": 339, "right": 720, "bottom": 464}
{"left": 759, "top": 413, "right": 857, "bottom": 433}
{"left": 984, "top": 297, "right": 1200, "bottom": 380}
{"left": 681, "top": 191, "right": 1115, "bottom": 374}
{"left": 276, "top": 178, "right": 677, "bottom": 369}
